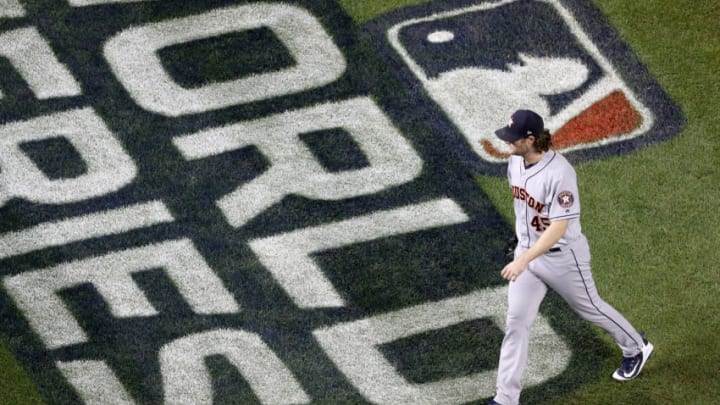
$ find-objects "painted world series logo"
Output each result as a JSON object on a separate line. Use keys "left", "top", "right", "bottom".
{"left": 0, "top": 0, "right": 681, "bottom": 404}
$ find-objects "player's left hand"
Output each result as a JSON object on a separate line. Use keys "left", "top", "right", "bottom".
{"left": 501, "top": 260, "right": 527, "bottom": 282}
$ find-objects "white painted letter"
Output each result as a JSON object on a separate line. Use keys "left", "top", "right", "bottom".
{"left": 2, "top": 239, "right": 240, "bottom": 349}
{"left": 174, "top": 97, "right": 423, "bottom": 227}
{"left": 0, "top": 201, "right": 174, "bottom": 260}
{"left": 0, "top": 108, "right": 136, "bottom": 206}
{"left": 249, "top": 198, "right": 468, "bottom": 308}
{"left": 160, "top": 329, "right": 309, "bottom": 404}
{"left": 68, "top": 0, "right": 156, "bottom": 6}
{"left": 57, "top": 360, "right": 136, "bottom": 405}
{"left": 0, "top": 0, "right": 25, "bottom": 18}
{"left": 0, "top": 27, "right": 81, "bottom": 99}
{"left": 314, "top": 287, "right": 570, "bottom": 404}
{"left": 104, "top": 3, "right": 345, "bottom": 116}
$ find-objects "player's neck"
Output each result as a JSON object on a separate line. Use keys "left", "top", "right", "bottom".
{"left": 523, "top": 150, "right": 545, "bottom": 165}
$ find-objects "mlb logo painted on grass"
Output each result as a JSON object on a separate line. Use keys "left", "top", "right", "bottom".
{"left": 0, "top": 1, "right": 586, "bottom": 403}
{"left": 364, "top": 0, "right": 684, "bottom": 170}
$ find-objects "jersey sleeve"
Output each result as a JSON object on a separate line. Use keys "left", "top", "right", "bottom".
{"left": 547, "top": 165, "right": 581, "bottom": 221}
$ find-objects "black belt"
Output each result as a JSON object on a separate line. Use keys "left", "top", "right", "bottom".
{"left": 548, "top": 247, "right": 562, "bottom": 253}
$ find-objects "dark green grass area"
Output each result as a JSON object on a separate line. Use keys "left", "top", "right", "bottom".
{"left": 1, "top": 0, "right": 719, "bottom": 404}
{"left": 0, "top": 340, "right": 44, "bottom": 405}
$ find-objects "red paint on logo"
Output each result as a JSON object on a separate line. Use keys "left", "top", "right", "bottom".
{"left": 552, "top": 90, "right": 642, "bottom": 149}
{"left": 481, "top": 90, "right": 642, "bottom": 159}
{"left": 481, "top": 139, "right": 510, "bottom": 159}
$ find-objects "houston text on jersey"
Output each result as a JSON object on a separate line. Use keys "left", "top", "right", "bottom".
{"left": 512, "top": 185, "right": 546, "bottom": 213}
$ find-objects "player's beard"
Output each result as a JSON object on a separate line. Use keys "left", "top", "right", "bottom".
{"left": 507, "top": 139, "right": 531, "bottom": 157}
{"left": 508, "top": 139, "right": 543, "bottom": 163}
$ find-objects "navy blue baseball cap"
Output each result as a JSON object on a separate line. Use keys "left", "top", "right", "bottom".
{"left": 495, "top": 109, "right": 545, "bottom": 142}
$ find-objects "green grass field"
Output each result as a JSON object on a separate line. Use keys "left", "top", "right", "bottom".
{"left": 1, "top": 0, "right": 719, "bottom": 403}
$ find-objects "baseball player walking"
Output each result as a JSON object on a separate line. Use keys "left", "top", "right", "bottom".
{"left": 487, "top": 110, "right": 654, "bottom": 405}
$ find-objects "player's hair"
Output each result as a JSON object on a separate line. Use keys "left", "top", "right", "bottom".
{"left": 532, "top": 130, "right": 552, "bottom": 152}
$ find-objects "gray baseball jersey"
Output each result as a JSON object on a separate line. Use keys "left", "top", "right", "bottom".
{"left": 508, "top": 151, "right": 581, "bottom": 248}
{"left": 494, "top": 150, "right": 645, "bottom": 405}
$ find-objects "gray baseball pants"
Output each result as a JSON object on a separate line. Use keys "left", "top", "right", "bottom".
{"left": 494, "top": 235, "right": 645, "bottom": 405}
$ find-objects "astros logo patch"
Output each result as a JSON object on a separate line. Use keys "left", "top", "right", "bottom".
{"left": 558, "top": 191, "right": 575, "bottom": 208}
